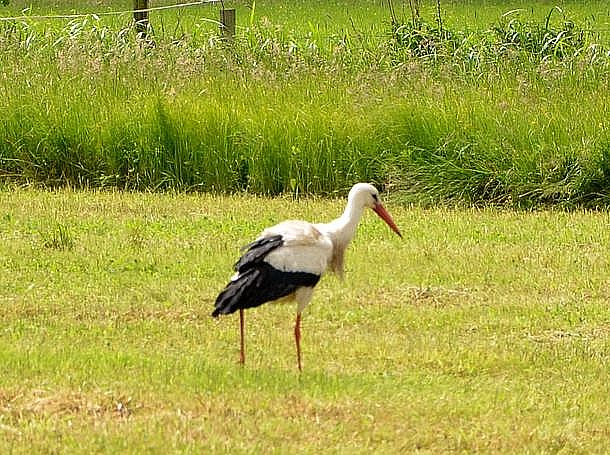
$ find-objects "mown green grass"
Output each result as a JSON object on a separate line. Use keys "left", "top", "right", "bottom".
{"left": 0, "top": 188, "right": 608, "bottom": 452}
{"left": 1, "top": 1, "right": 610, "bottom": 205}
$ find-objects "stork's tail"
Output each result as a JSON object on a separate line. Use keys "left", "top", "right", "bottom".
{"left": 212, "top": 266, "right": 276, "bottom": 317}
{"left": 212, "top": 271, "right": 256, "bottom": 317}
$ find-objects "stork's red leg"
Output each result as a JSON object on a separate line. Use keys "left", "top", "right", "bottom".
{"left": 239, "top": 309, "right": 245, "bottom": 365}
{"left": 294, "top": 312, "right": 302, "bottom": 372}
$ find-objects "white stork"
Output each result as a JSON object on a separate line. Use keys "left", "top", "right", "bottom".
{"left": 212, "top": 183, "right": 402, "bottom": 371}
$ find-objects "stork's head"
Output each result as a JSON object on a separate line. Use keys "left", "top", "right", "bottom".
{"left": 349, "top": 183, "right": 402, "bottom": 238}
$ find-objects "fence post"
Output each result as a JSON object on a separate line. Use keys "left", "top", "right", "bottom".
{"left": 134, "top": 0, "right": 149, "bottom": 37}
{"left": 220, "top": 8, "right": 236, "bottom": 41}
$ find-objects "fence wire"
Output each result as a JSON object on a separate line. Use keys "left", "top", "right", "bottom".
{"left": 0, "top": 0, "right": 221, "bottom": 22}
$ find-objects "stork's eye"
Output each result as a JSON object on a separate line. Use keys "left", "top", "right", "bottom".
{"left": 372, "top": 193, "right": 379, "bottom": 202}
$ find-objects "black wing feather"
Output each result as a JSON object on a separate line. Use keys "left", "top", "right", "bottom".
{"left": 212, "top": 264, "right": 320, "bottom": 317}
{"left": 212, "top": 233, "right": 321, "bottom": 317}
{"left": 234, "top": 234, "right": 284, "bottom": 272}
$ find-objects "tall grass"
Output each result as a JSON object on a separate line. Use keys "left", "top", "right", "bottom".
{"left": 1, "top": 1, "right": 610, "bottom": 205}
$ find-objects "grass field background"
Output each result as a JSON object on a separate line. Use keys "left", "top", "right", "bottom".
{"left": 1, "top": 1, "right": 610, "bottom": 205}
{"left": 1, "top": 2, "right": 609, "bottom": 451}
{"left": 1, "top": 188, "right": 608, "bottom": 452}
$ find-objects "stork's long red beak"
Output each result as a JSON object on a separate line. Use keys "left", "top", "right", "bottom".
{"left": 373, "top": 203, "right": 402, "bottom": 238}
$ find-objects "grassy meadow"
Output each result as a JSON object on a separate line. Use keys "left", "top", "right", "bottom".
{"left": 0, "top": 187, "right": 609, "bottom": 452}
{"left": 1, "top": 1, "right": 610, "bottom": 205}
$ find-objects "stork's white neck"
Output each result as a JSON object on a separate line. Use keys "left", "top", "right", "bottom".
{"left": 318, "top": 195, "right": 366, "bottom": 245}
